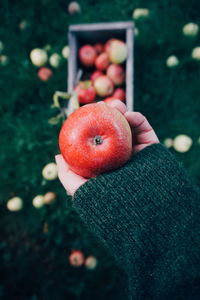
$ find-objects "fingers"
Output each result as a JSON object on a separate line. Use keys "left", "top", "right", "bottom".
{"left": 55, "top": 154, "right": 87, "bottom": 196}
{"left": 124, "top": 112, "right": 152, "bottom": 133}
{"left": 106, "top": 100, "right": 128, "bottom": 115}
{"left": 106, "top": 102, "right": 159, "bottom": 149}
{"left": 124, "top": 111, "right": 159, "bottom": 146}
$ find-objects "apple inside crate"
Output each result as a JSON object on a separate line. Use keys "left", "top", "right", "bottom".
{"left": 68, "top": 22, "right": 134, "bottom": 111}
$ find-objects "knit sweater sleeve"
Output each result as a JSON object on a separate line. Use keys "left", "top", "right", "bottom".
{"left": 72, "top": 143, "right": 200, "bottom": 300}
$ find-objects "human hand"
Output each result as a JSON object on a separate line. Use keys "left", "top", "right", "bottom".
{"left": 55, "top": 100, "right": 159, "bottom": 195}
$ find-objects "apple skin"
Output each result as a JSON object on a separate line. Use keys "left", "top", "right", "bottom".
{"left": 94, "top": 43, "right": 104, "bottom": 54}
{"left": 95, "top": 52, "right": 109, "bottom": 71}
{"left": 113, "top": 88, "right": 126, "bottom": 101}
{"left": 69, "top": 250, "right": 84, "bottom": 267}
{"left": 59, "top": 102, "right": 132, "bottom": 178}
{"left": 109, "top": 40, "right": 128, "bottom": 64}
{"left": 106, "top": 64, "right": 125, "bottom": 85}
{"left": 75, "top": 81, "right": 96, "bottom": 104}
{"left": 94, "top": 75, "right": 114, "bottom": 97}
{"left": 104, "top": 38, "right": 118, "bottom": 54}
{"left": 90, "top": 70, "right": 104, "bottom": 82}
{"left": 37, "top": 67, "right": 53, "bottom": 81}
{"left": 68, "top": 2, "right": 81, "bottom": 14}
{"left": 79, "top": 45, "right": 97, "bottom": 67}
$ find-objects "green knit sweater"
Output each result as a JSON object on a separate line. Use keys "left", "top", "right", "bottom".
{"left": 73, "top": 144, "right": 200, "bottom": 300}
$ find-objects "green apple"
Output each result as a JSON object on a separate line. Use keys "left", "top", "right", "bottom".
{"left": 109, "top": 40, "right": 128, "bottom": 64}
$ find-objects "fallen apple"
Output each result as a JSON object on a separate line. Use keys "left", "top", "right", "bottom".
{"left": 94, "top": 75, "right": 114, "bottom": 97}
{"left": 42, "top": 163, "right": 58, "bottom": 180}
{"left": 7, "top": 197, "right": 23, "bottom": 212}
{"left": 109, "top": 40, "right": 128, "bottom": 64}
{"left": 68, "top": 2, "right": 81, "bottom": 14}
{"left": 75, "top": 81, "right": 96, "bottom": 104}
{"left": 30, "top": 48, "right": 48, "bottom": 67}
{"left": 69, "top": 250, "right": 84, "bottom": 267}
{"left": 106, "top": 64, "right": 125, "bottom": 85}
{"left": 95, "top": 52, "right": 109, "bottom": 71}
{"left": 113, "top": 88, "right": 126, "bottom": 101}
{"left": 79, "top": 45, "right": 97, "bottom": 67}
{"left": 59, "top": 102, "right": 132, "bottom": 178}
{"left": 90, "top": 70, "right": 104, "bottom": 82}
{"left": 38, "top": 67, "right": 53, "bottom": 81}
{"left": 43, "top": 192, "right": 57, "bottom": 205}
{"left": 84, "top": 256, "right": 98, "bottom": 270}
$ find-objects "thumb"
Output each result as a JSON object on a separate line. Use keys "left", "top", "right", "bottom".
{"left": 55, "top": 155, "right": 87, "bottom": 196}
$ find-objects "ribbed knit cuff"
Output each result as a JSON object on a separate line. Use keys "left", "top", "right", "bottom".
{"left": 73, "top": 144, "right": 200, "bottom": 299}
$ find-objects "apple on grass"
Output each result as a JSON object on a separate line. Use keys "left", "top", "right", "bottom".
{"left": 106, "top": 64, "right": 125, "bottom": 85}
{"left": 79, "top": 45, "right": 97, "bottom": 67}
{"left": 59, "top": 102, "right": 132, "bottom": 178}
{"left": 75, "top": 81, "right": 96, "bottom": 104}
{"left": 37, "top": 67, "right": 53, "bottom": 81}
{"left": 30, "top": 48, "right": 48, "bottom": 67}
{"left": 94, "top": 75, "right": 114, "bottom": 97}
{"left": 68, "top": 2, "right": 81, "bottom": 14}
{"left": 69, "top": 250, "right": 84, "bottom": 267}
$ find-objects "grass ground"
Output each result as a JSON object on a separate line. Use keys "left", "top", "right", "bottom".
{"left": 0, "top": 0, "right": 200, "bottom": 299}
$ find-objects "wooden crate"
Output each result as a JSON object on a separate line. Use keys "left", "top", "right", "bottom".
{"left": 68, "top": 22, "right": 134, "bottom": 111}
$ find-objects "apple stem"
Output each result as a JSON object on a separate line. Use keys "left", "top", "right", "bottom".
{"left": 94, "top": 136, "right": 103, "bottom": 145}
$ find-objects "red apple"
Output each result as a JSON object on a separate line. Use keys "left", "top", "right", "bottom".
{"left": 94, "top": 75, "right": 114, "bottom": 97}
{"left": 59, "top": 102, "right": 132, "bottom": 178}
{"left": 75, "top": 81, "right": 96, "bottom": 104}
{"left": 69, "top": 250, "right": 84, "bottom": 267}
{"left": 90, "top": 70, "right": 103, "bottom": 82}
{"left": 37, "top": 67, "right": 53, "bottom": 81}
{"left": 106, "top": 64, "right": 125, "bottom": 85}
{"left": 94, "top": 43, "right": 104, "bottom": 54}
{"left": 79, "top": 45, "right": 97, "bottom": 67}
{"left": 95, "top": 52, "right": 109, "bottom": 71}
{"left": 113, "top": 88, "right": 126, "bottom": 101}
